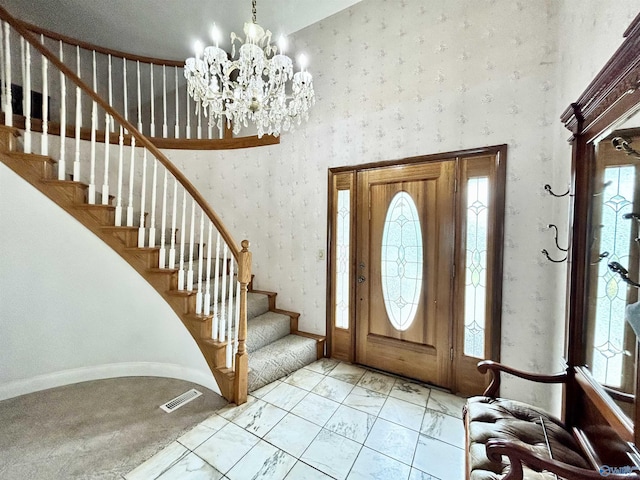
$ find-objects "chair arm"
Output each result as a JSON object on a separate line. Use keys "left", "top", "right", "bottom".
{"left": 486, "top": 439, "right": 640, "bottom": 480}
{"left": 478, "top": 360, "right": 568, "bottom": 397}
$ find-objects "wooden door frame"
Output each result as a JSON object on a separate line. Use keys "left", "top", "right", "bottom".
{"left": 326, "top": 145, "right": 506, "bottom": 392}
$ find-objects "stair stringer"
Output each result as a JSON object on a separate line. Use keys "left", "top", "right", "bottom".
{"left": 0, "top": 126, "right": 238, "bottom": 402}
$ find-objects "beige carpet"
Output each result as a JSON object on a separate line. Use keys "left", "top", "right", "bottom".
{"left": 0, "top": 377, "right": 227, "bottom": 479}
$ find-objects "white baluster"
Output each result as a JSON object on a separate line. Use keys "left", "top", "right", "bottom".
{"left": 126, "top": 136, "right": 136, "bottom": 227}
{"left": 20, "top": 37, "right": 24, "bottom": 110}
{"left": 73, "top": 46, "right": 81, "bottom": 181}
{"left": 212, "top": 232, "right": 221, "bottom": 339}
{"left": 114, "top": 126, "right": 124, "bottom": 226}
{"left": 178, "top": 188, "right": 187, "bottom": 290}
{"left": 138, "top": 148, "right": 147, "bottom": 247}
{"left": 169, "top": 177, "right": 178, "bottom": 269}
{"left": 3, "top": 23, "right": 12, "bottom": 127}
{"left": 226, "top": 257, "right": 235, "bottom": 368}
{"left": 208, "top": 123, "right": 213, "bottom": 140}
{"left": 103, "top": 57, "right": 112, "bottom": 205}
{"left": 122, "top": 58, "right": 128, "bottom": 121}
{"left": 187, "top": 199, "right": 195, "bottom": 291}
{"left": 136, "top": 60, "right": 142, "bottom": 132}
{"left": 159, "top": 169, "right": 168, "bottom": 268}
{"left": 102, "top": 54, "right": 113, "bottom": 205}
{"left": 24, "top": 42, "right": 31, "bottom": 154}
{"left": 162, "top": 65, "right": 168, "bottom": 138}
{"left": 195, "top": 212, "right": 204, "bottom": 314}
{"left": 186, "top": 87, "right": 191, "bottom": 139}
{"left": 149, "top": 63, "right": 155, "bottom": 137}
{"left": 88, "top": 50, "right": 97, "bottom": 204}
{"left": 218, "top": 243, "right": 229, "bottom": 342}
{"left": 148, "top": 158, "right": 158, "bottom": 247}
{"left": 58, "top": 41, "right": 65, "bottom": 179}
{"left": 101, "top": 115, "right": 110, "bottom": 205}
{"left": 108, "top": 54, "right": 113, "bottom": 132}
{"left": 204, "top": 221, "right": 213, "bottom": 315}
{"left": 218, "top": 243, "right": 228, "bottom": 342}
{"left": 174, "top": 66, "right": 179, "bottom": 138}
{"left": 40, "top": 34, "right": 48, "bottom": 156}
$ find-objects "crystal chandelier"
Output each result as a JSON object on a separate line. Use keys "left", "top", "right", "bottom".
{"left": 184, "top": 0, "right": 315, "bottom": 138}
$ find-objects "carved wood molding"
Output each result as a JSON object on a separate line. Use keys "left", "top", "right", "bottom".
{"left": 561, "top": 13, "right": 640, "bottom": 135}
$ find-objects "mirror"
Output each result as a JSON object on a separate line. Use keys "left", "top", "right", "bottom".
{"left": 586, "top": 106, "right": 640, "bottom": 421}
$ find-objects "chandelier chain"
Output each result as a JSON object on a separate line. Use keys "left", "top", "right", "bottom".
{"left": 252, "top": 0, "right": 257, "bottom": 24}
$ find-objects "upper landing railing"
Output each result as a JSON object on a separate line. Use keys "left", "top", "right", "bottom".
{"left": 0, "top": 5, "right": 252, "bottom": 404}
{"left": 7, "top": 14, "right": 278, "bottom": 150}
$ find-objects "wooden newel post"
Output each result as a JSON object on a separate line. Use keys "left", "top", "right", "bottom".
{"left": 234, "top": 239, "right": 252, "bottom": 404}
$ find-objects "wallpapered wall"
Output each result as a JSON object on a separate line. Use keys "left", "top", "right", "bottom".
{"left": 165, "top": 0, "right": 639, "bottom": 410}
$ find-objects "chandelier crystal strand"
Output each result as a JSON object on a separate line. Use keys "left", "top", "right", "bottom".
{"left": 184, "top": 0, "right": 315, "bottom": 138}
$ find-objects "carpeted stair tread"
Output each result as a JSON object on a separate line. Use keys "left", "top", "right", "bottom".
{"left": 248, "top": 334, "right": 318, "bottom": 392}
{"left": 246, "top": 311, "right": 291, "bottom": 353}
{"left": 211, "top": 292, "right": 269, "bottom": 321}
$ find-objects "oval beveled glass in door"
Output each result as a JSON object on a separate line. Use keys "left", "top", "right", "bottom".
{"left": 381, "top": 191, "right": 423, "bottom": 331}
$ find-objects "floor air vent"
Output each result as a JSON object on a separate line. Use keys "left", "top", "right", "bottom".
{"left": 160, "top": 389, "right": 202, "bottom": 413}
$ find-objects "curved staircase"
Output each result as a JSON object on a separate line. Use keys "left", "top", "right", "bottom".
{"left": 0, "top": 4, "right": 325, "bottom": 405}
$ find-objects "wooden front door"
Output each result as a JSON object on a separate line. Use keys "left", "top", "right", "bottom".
{"left": 355, "top": 161, "right": 455, "bottom": 387}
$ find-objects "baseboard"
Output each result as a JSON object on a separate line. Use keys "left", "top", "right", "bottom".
{"left": 0, "top": 362, "right": 221, "bottom": 401}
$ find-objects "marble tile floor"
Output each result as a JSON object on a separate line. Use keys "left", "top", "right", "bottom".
{"left": 125, "top": 359, "right": 467, "bottom": 480}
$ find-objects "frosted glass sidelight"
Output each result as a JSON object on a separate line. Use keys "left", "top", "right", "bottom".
{"left": 592, "top": 165, "right": 635, "bottom": 388}
{"left": 463, "top": 177, "right": 489, "bottom": 358}
{"left": 335, "top": 190, "right": 350, "bottom": 329}
{"left": 381, "top": 191, "right": 423, "bottom": 331}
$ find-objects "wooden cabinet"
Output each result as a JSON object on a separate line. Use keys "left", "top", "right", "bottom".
{"left": 562, "top": 12, "right": 640, "bottom": 447}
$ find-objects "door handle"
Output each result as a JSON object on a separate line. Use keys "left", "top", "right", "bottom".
{"left": 358, "top": 275, "right": 366, "bottom": 283}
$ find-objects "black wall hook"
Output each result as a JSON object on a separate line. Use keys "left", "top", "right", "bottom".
{"left": 591, "top": 251, "right": 610, "bottom": 265}
{"left": 608, "top": 261, "right": 640, "bottom": 288}
{"left": 541, "top": 249, "right": 568, "bottom": 263}
{"left": 544, "top": 184, "right": 570, "bottom": 198}
{"left": 547, "top": 224, "right": 568, "bottom": 252}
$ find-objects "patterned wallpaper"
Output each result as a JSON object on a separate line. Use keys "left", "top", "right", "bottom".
{"left": 165, "top": 0, "right": 639, "bottom": 411}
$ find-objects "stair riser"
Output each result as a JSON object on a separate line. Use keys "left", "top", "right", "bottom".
{"left": 125, "top": 250, "right": 160, "bottom": 270}
{"left": 164, "top": 295, "right": 187, "bottom": 316}
{"left": 246, "top": 313, "right": 292, "bottom": 353}
{"left": 102, "top": 228, "right": 138, "bottom": 249}
{"left": 46, "top": 183, "right": 88, "bottom": 205}
{"left": 201, "top": 342, "right": 229, "bottom": 369}
{"left": 74, "top": 207, "right": 115, "bottom": 226}
{"left": 23, "top": 159, "right": 54, "bottom": 180}
{"left": 145, "top": 271, "right": 174, "bottom": 293}
{"left": 186, "top": 317, "right": 212, "bottom": 339}
{"left": 247, "top": 335, "right": 320, "bottom": 392}
{"left": 0, "top": 127, "right": 19, "bottom": 153}
{"left": 166, "top": 293, "right": 196, "bottom": 315}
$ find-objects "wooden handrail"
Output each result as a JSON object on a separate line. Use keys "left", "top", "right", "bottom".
{"left": 18, "top": 19, "right": 183, "bottom": 66}
{"left": 0, "top": 5, "right": 241, "bottom": 260}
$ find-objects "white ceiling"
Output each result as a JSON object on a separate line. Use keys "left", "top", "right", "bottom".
{"left": 0, "top": 0, "right": 361, "bottom": 59}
